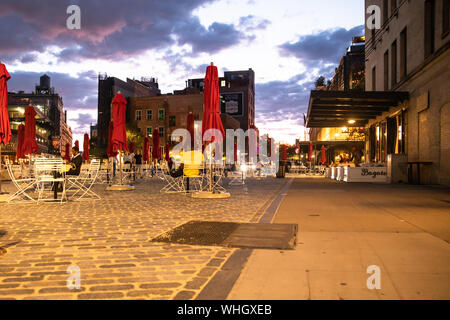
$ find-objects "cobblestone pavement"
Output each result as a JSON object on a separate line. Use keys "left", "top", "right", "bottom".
{"left": 0, "top": 177, "right": 287, "bottom": 300}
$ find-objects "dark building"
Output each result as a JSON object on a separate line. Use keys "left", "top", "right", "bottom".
{"left": 96, "top": 75, "right": 160, "bottom": 148}
{"left": 328, "top": 36, "right": 365, "bottom": 91}
{"left": 4, "top": 75, "right": 72, "bottom": 160}
{"left": 177, "top": 69, "right": 256, "bottom": 131}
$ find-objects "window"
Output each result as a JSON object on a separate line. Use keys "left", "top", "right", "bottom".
{"left": 372, "top": 66, "right": 377, "bottom": 91}
{"left": 146, "top": 109, "right": 152, "bottom": 120}
{"left": 135, "top": 110, "right": 142, "bottom": 121}
{"left": 391, "top": 40, "right": 397, "bottom": 87}
{"left": 383, "top": 0, "right": 389, "bottom": 23}
{"left": 169, "top": 116, "right": 176, "bottom": 127}
{"left": 146, "top": 127, "right": 152, "bottom": 137}
{"left": 443, "top": 0, "right": 450, "bottom": 35}
{"left": 391, "top": 0, "right": 397, "bottom": 14}
{"left": 158, "top": 108, "right": 165, "bottom": 120}
{"left": 424, "top": 0, "right": 435, "bottom": 58}
{"left": 384, "top": 50, "right": 389, "bottom": 90}
{"left": 400, "top": 27, "right": 407, "bottom": 79}
{"left": 158, "top": 127, "right": 164, "bottom": 138}
{"left": 221, "top": 80, "right": 226, "bottom": 87}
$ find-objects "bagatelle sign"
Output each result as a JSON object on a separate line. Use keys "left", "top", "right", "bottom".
{"left": 343, "top": 167, "right": 388, "bottom": 183}
{"left": 361, "top": 168, "right": 387, "bottom": 179}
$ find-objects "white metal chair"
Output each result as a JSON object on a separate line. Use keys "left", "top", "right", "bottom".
{"left": 66, "top": 159, "right": 101, "bottom": 201}
{"left": 34, "top": 158, "right": 67, "bottom": 204}
{"left": 5, "top": 159, "right": 38, "bottom": 204}
{"left": 228, "top": 169, "right": 245, "bottom": 185}
{"left": 260, "top": 164, "right": 277, "bottom": 177}
{"left": 159, "top": 166, "right": 184, "bottom": 193}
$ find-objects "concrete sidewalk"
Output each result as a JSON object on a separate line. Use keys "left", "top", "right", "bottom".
{"left": 228, "top": 178, "right": 450, "bottom": 300}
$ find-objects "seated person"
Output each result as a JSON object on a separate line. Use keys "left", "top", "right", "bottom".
{"left": 170, "top": 149, "right": 204, "bottom": 178}
{"left": 67, "top": 146, "right": 82, "bottom": 176}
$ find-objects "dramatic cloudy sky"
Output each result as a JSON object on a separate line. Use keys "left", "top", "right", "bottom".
{"left": 2, "top": 0, "right": 364, "bottom": 146}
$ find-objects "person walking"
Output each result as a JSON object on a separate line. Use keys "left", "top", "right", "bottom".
{"left": 134, "top": 150, "right": 143, "bottom": 179}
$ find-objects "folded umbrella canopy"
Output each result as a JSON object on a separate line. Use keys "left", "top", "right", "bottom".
{"left": 282, "top": 145, "right": 287, "bottom": 161}
{"left": 165, "top": 143, "right": 170, "bottom": 162}
{"left": 152, "top": 128, "right": 161, "bottom": 160}
{"left": 187, "top": 112, "right": 195, "bottom": 144}
{"left": 321, "top": 145, "right": 326, "bottom": 164}
{"left": 111, "top": 93, "right": 127, "bottom": 152}
{"left": 0, "top": 62, "right": 11, "bottom": 145}
{"left": 106, "top": 121, "right": 116, "bottom": 158}
{"left": 64, "top": 143, "right": 71, "bottom": 162}
{"left": 82, "top": 133, "right": 89, "bottom": 161}
{"left": 0, "top": 63, "right": 11, "bottom": 194}
{"left": 193, "top": 63, "right": 230, "bottom": 198}
{"left": 22, "top": 106, "right": 39, "bottom": 156}
{"left": 143, "top": 137, "right": 150, "bottom": 162}
{"left": 16, "top": 124, "right": 25, "bottom": 160}
{"left": 202, "top": 64, "right": 225, "bottom": 143}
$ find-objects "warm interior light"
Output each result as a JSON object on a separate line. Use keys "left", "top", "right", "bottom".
{"left": 348, "top": 120, "right": 356, "bottom": 124}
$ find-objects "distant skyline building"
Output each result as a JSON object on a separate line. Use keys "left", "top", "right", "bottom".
{"left": 96, "top": 75, "right": 161, "bottom": 148}
{"left": 4, "top": 74, "right": 73, "bottom": 159}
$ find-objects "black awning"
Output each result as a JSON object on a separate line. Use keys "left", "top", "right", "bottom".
{"left": 306, "top": 90, "right": 409, "bottom": 128}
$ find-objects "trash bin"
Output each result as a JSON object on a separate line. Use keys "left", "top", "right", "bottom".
{"left": 277, "top": 161, "right": 286, "bottom": 178}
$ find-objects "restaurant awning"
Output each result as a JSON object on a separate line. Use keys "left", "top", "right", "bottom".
{"left": 306, "top": 90, "right": 409, "bottom": 128}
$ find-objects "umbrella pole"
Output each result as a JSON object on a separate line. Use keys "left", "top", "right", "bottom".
{"left": 209, "top": 143, "right": 213, "bottom": 192}
{"left": 119, "top": 151, "right": 123, "bottom": 185}
{"left": 0, "top": 144, "right": 5, "bottom": 195}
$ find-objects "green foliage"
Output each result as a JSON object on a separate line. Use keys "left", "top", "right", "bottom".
{"left": 90, "top": 146, "right": 107, "bottom": 159}
{"left": 126, "top": 121, "right": 145, "bottom": 151}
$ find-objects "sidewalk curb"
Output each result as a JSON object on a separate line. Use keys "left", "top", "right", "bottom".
{"left": 196, "top": 178, "right": 293, "bottom": 300}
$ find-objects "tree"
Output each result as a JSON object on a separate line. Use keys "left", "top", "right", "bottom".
{"left": 315, "top": 76, "right": 326, "bottom": 88}
{"left": 126, "top": 121, "right": 145, "bottom": 150}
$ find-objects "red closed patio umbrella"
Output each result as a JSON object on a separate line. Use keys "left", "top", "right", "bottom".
{"left": 22, "top": 106, "right": 39, "bottom": 156}
{"left": 16, "top": 124, "right": 25, "bottom": 160}
{"left": 74, "top": 140, "right": 79, "bottom": 149}
{"left": 196, "top": 63, "right": 229, "bottom": 198}
{"left": 0, "top": 62, "right": 11, "bottom": 146}
{"left": 64, "top": 143, "right": 71, "bottom": 161}
{"left": 152, "top": 128, "right": 161, "bottom": 160}
{"left": 165, "top": 143, "right": 170, "bottom": 162}
{"left": 106, "top": 121, "right": 117, "bottom": 158}
{"left": 0, "top": 63, "right": 11, "bottom": 194}
{"left": 320, "top": 145, "right": 326, "bottom": 164}
{"left": 187, "top": 112, "right": 195, "bottom": 144}
{"left": 82, "top": 133, "right": 89, "bottom": 161}
{"left": 143, "top": 137, "right": 150, "bottom": 162}
{"left": 308, "top": 141, "right": 313, "bottom": 163}
{"left": 282, "top": 145, "right": 287, "bottom": 161}
{"left": 202, "top": 64, "right": 225, "bottom": 143}
{"left": 111, "top": 93, "right": 127, "bottom": 152}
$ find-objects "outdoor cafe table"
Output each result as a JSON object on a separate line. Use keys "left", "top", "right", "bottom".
{"left": 51, "top": 163, "right": 72, "bottom": 200}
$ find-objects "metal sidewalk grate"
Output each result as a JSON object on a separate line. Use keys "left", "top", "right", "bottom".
{"left": 151, "top": 221, "right": 298, "bottom": 250}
